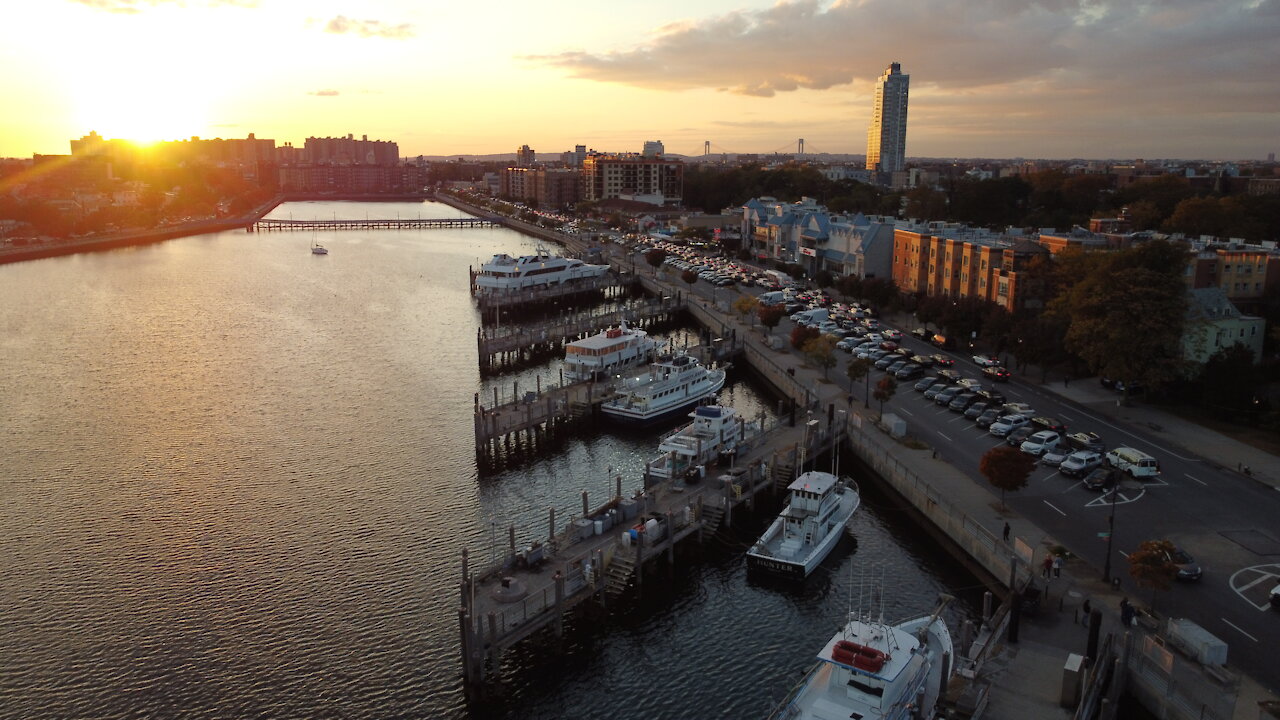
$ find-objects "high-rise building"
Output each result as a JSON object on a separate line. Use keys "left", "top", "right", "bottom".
{"left": 516, "top": 144, "right": 535, "bottom": 167}
{"left": 642, "top": 140, "right": 664, "bottom": 158}
{"left": 582, "top": 153, "right": 683, "bottom": 206}
{"left": 865, "top": 62, "right": 909, "bottom": 174}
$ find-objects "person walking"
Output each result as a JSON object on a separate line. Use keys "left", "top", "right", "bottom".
{"left": 1002, "top": 522, "right": 1011, "bottom": 543}
{"left": 1042, "top": 555, "right": 1053, "bottom": 579}
{"left": 1081, "top": 597, "right": 1092, "bottom": 626}
{"left": 1120, "top": 597, "right": 1135, "bottom": 627}
{"left": 1053, "top": 554, "right": 1063, "bottom": 578}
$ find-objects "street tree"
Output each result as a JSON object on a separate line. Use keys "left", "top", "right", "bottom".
{"left": 1128, "top": 539, "right": 1179, "bottom": 613}
{"left": 872, "top": 376, "right": 898, "bottom": 418}
{"left": 802, "top": 335, "right": 838, "bottom": 379}
{"left": 790, "top": 325, "right": 820, "bottom": 350}
{"left": 846, "top": 357, "right": 872, "bottom": 408}
{"left": 733, "top": 295, "right": 760, "bottom": 327}
{"left": 980, "top": 445, "right": 1035, "bottom": 510}
{"left": 644, "top": 248, "right": 667, "bottom": 274}
{"left": 681, "top": 269, "right": 700, "bottom": 290}
{"left": 758, "top": 304, "right": 785, "bottom": 335}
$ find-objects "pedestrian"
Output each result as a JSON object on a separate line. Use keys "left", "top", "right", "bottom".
{"left": 1002, "top": 522, "right": 1011, "bottom": 543}
{"left": 1120, "top": 597, "right": 1135, "bottom": 627}
{"left": 1041, "top": 555, "right": 1053, "bottom": 579}
{"left": 1064, "top": 375, "right": 1071, "bottom": 387}
{"left": 1081, "top": 597, "right": 1092, "bottom": 625}
{"left": 1053, "top": 554, "right": 1063, "bottom": 578}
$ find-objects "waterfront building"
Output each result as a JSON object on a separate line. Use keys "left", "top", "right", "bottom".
{"left": 582, "top": 153, "right": 683, "bottom": 207}
{"left": 303, "top": 134, "right": 399, "bottom": 166}
{"left": 865, "top": 62, "right": 909, "bottom": 175}
{"left": 740, "top": 196, "right": 896, "bottom": 280}
{"left": 500, "top": 167, "right": 581, "bottom": 209}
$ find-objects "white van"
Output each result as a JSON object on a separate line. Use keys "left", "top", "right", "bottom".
{"left": 1105, "top": 447, "right": 1160, "bottom": 479}
{"left": 758, "top": 291, "right": 787, "bottom": 306}
{"left": 793, "top": 308, "right": 830, "bottom": 326}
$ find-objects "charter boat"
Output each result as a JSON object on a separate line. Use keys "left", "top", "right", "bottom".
{"left": 599, "top": 352, "right": 726, "bottom": 427}
{"left": 563, "top": 322, "right": 663, "bottom": 382}
{"left": 645, "top": 404, "right": 759, "bottom": 482}
{"left": 768, "top": 596, "right": 955, "bottom": 720}
{"left": 474, "top": 246, "right": 608, "bottom": 292}
{"left": 746, "top": 471, "right": 859, "bottom": 579}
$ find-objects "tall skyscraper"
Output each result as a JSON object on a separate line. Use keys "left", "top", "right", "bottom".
{"left": 516, "top": 144, "right": 535, "bottom": 167}
{"left": 866, "top": 62, "right": 909, "bottom": 174}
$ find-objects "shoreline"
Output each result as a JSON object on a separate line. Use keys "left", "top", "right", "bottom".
{"left": 0, "top": 192, "right": 433, "bottom": 266}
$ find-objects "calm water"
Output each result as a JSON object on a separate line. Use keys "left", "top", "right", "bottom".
{"left": 0, "top": 201, "right": 979, "bottom": 719}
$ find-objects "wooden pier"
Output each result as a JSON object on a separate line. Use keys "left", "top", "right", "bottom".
{"left": 477, "top": 296, "right": 687, "bottom": 373}
{"left": 469, "top": 271, "right": 641, "bottom": 319}
{"left": 252, "top": 217, "right": 499, "bottom": 231}
{"left": 459, "top": 410, "right": 849, "bottom": 689}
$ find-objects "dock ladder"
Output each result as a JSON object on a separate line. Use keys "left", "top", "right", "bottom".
{"left": 604, "top": 554, "right": 636, "bottom": 599}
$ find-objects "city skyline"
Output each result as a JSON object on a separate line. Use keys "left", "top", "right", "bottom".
{"left": 2, "top": 0, "right": 1278, "bottom": 160}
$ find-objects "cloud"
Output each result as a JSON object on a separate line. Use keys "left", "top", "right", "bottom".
{"left": 70, "top": 0, "right": 255, "bottom": 11}
{"left": 324, "top": 15, "right": 414, "bottom": 38}
{"left": 308, "top": 89, "right": 340, "bottom": 97}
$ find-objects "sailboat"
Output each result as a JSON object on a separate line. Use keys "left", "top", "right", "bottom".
{"left": 311, "top": 241, "right": 328, "bottom": 255}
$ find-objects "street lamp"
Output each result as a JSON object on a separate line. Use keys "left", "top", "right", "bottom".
{"left": 1101, "top": 471, "right": 1121, "bottom": 585}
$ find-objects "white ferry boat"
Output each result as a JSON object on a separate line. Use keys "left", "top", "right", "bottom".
{"left": 645, "top": 404, "right": 759, "bottom": 482}
{"left": 563, "top": 322, "right": 663, "bottom": 383}
{"left": 768, "top": 597, "right": 955, "bottom": 720}
{"left": 746, "top": 471, "right": 859, "bottom": 579}
{"left": 474, "top": 246, "right": 609, "bottom": 292}
{"left": 600, "top": 353, "right": 726, "bottom": 427}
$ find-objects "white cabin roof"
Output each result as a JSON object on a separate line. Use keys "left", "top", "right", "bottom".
{"left": 787, "top": 471, "right": 839, "bottom": 495}
{"left": 569, "top": 327, "right": 644, "bottom": 350}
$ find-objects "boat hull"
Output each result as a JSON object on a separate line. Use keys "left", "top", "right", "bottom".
{"left": 746, "top": 482, "right": 859, "bottom": 579}
{"left": 600, "top": 371, "right": 726, "bottom": 427}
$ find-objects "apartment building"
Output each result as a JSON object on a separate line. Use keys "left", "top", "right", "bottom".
{"left": 582, "top": 153, "right": 683, "bottom": 207}
{"left": 892, "top": 221, "right": 1050, "bottom": 312}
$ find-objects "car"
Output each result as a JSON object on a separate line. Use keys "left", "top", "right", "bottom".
{"left": 895, "top": 364, "right": 924, "bottom": 380}
{"left": 1020, "top": 430, "right": 1062, "bottom": 456}
{"left": 1006, "top": 426, "right": 1035, "bottom": 447}
{"left": 937, "top": 369, "right": 962, "bottom": 383}
{"left": 880, "top": 340, "right": 899, "bottom": 351}
{"left": 864, "top": 333, "right": 884, "bottom": 344}
{"left": 1030, "top": 416, "right": 1067, "bottom": 434}
{"left": 948, "top": 392, "right": 980, "bottom": 412}
{"left": 931, "top": 354, "right": 954, "bottom": 367}
{"left": 1001, "top": 402, "right": 1035, "bottom": 416}
{"left": 1166, "top": 547, "right": 1203, "bottom": 582}
{"left": 1082, "top": 467, "right": 1115, "bottom": 491}
{"left": 974, "top": 388, "right": 1007, "bottom": 406}
{"left": 983, "top": 366, "right": 1011, "bottom": 382}
{"left": 934, "top": 386, "right": 964, "bottom": 405}
{"left": 911, "top": 354, "right": 935, "bottom": 367}
{"left": 1041, "top": 447, "right": 1070, "bottom": 468}
{"left": 923, "top": 384, "right": 948, "bottom": 401}
{"left": 973, "top": 354, "right": 1002, "bottom": 367}
{"left": 975, "top": 408, "right": 1002, "bottom": 429}
{"left": 1066, "top": 432, "right": 1105, "bottom": 453}
{"left": 875, "top": 355, "right": 898, "bottom": 370}
{"left": 882, "top": 329, "right": 903, "bottom": 340}
{"left": 956, "top": 378, "right": 985, "bottom": 391}
{"left": 911, "top": 327, "right": 932, "bottom": 339}
{"left": 963, "top": 401, "right": 990, "bottom": 419}
{"left": 886, "top": 360, "right": 909, "bottom": 375}
{"left": 915, "top": 376, "right": 942, "bottom": 392}
{"left": 1060, "top": 451, "right": 1104, "bottom": 477}
{"left": 836, "top": 338, "right": 858, "bottom": 352}
{"left": 895, "top": 347, "right": 915, "bottom": 359}
{"left": 989, "top": 414, "right": 1031, "bottom": 437}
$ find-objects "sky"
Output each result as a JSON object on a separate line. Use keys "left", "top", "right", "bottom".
{"left": 2, "top": 0, "right": 1277, "bottom": 161}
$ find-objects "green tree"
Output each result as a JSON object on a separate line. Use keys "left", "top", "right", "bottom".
{"left": 846, "top": 357, "right": 872, "bottom": 408}
{"left": 980, "top": 445, "right": 1035, "bottom": 510}
{"left": 733, "top": 295, "right": 760, "bottom": 327}
{"left": 872, "top": 376, "right": 897, "bottom": 418}
{"left": 802, "top": 335, "right": 838, "bottom": 379}
{"left": 758, "top": 304, "right": 785, "bottom": 335}
{"left": 1128, "top": 539, "right": 1179, "bottom": 613}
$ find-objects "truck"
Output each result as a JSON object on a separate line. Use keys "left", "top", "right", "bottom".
{"left": 1105, "top": 447, "right": 1160, "bottom": 479}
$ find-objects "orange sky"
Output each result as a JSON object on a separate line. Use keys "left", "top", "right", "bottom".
{"left": 3, "top": 0, "right": 1277, "bottom": 160}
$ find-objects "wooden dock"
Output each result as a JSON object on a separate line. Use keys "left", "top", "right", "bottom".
{"left": 458, "top": 411, "right": 849, "bottom": 689}
{"left": 469, "top": 271, "right": 641, "bottom": 318}
{"left": 476, "top": 296, "right": 686, "bottom": 372}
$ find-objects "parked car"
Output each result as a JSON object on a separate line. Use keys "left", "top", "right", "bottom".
{"left": 956, "top": 378, "right": 985, "bottom": 391}
{"left": 972, "top": 354, "right": 1002, "bottom": 367}
{"left": 990, "top": 414, "right": 1031, "bottom": 437}
{"left": 1066, "top": 432, "right": 1105, "bottom": 453}
{"left": 1041, "top": 447, "right": 1071, "bottom": 468}
{"left": 1030, "top": 416, "right": 1067, "bottom": 434}
{"left": 886, "top": 360, "right": 909, "bottom": 375}
{"left": 882, "top": 329, "right": 903, "bottom": 340}
{"left": 931, "top": 354, "right": 955, "bottom": 367}
{"left": 964, "top": 401, "right": 990, "bottom": 420}
{"left": 875, "top": 355, "right": 898, "bottom": 370}
{"left": 911, "top": 354, "right": 935, "bottom": 368}
{"left": 1082, "top": 467, "right": 1115, "bottom": 491}
{"left": 924, "top": 384, "right": 949, "bottom": 401}
{"left": 1020, "top": 430, "right": 1063, "bottom": 456}
{"left": 1060, "top": 451, "right": 1104, "bottom": 477}
{"left": 937, "top": 369, "right": 962, "bottom": 383}
{"left": 983, "top": 366, "right": 1012, "bottom": 382}
{"left": 1006, "top": 426, "right": 1035, "bottom": 447}
{"left": 879, "top": 340, "right": 899, "bottom": 351}
{"left": 975, "top": 408, "right": 1002, "bottom": 429}
{"left": 911, "top": 327, "right": 932, "bottom": 339}
{"left": 948, "top": 392, "right": 980, "bottom": 412}
{"left": 915, "top": 376, "right": 942, "bottom": 392}
{"left": 896, "top": 364, "right": 924, "bottom": 380}
{"left": 1002, "top": 402, "right": 1035, "bottom": 415}
{"left": 975, "top": 388, "right": 1006, "bottom": 405}
{"left": 934, "top": 386, "right": 964, "bottom": 406}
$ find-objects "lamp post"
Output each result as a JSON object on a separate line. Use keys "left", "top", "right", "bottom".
{"left": 1101, "top": 471, "right": 1120, "bottom": 584}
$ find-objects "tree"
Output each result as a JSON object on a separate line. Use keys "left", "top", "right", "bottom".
{"left": 1128, "top": 539, "right": 1179, "bottom": 613}
{"left": 1198, "top": 343, "right": 1261, "bottom": 420}
{"left": 644, "top": 248, "right": 667, "bottom": 274}
{"left": 790, "top": 325, "right": 820, "bottom": 350}
{"left": 758, "top": 304, "right": 785, "bottom": 335}
{"left": 733, "top": 295, "right": 760, "bottom": 327}
{"left": 802, "top": 335, "right": 838, "bottom": 378}
{"left": 846, "top": 357, "right": 872, "bottom": 408}
{"left": 872, "top": 376, "right": 898, "bottom": 418}
{"left": 980, "top": 445, "right": 1035, "bottom": 510}
{"left": 681, "top": 269, "right": 700, "bottom": 289}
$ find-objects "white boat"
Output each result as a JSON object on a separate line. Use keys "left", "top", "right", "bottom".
{"left": 768, "top": 597, "right": 955, "bottom": 720}
{"left": 474, "top": 245, "right": 608, "bottom": 292}
{"left": 746, "top": 471, "right": 859, "bottom": 579}
{"left": 563, "top": 322, "right": 664, "bottom": 383}
{"left": 645, "top": 404, "right": 759, "bottom": 482}
{"left": 311, "top": 243, "right": 328, "bottom": 255}
{"left": 600, "top": 352, "right": 726, "bottom": 427}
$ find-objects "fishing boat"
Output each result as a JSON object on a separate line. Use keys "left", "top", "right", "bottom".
{"left": 599, "top": 352, "right": 726, "bottom": 427}
{"left": 768, "top": 596, "right": 955, "bottom": 720}
{"left": 563, "top": 322, "right": 664, "bottom": 383}
{"left": 746, "top": 471, "right": 859, "bottom": 579}
{"left": 645, "top": 404, "right": 759, "bottom": 482}
{"left": 474, "top": 245, "right": 608, "bottom": 292}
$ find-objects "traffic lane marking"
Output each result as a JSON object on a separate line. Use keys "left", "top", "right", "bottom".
{"left": 1221, "top": 618, "right": 1259, "bottom": 642}
{"left": 1229, "top": 565, "right": 1280, "bottom": 612}
{"left": 1186, "top": 474, "right": 1208, "bottom": 487}
{"left": 937, "top": 431, "right": 953, "bottom": 442}
{"left": 898, "top": 408, "right": 914, "bottom": 417}
{"left": 1043, "top": 500, "right": 1067, "bottom": 517}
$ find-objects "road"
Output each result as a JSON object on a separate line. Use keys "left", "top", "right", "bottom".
{"left": 641, "top": 253, "right": 1280, "bottom": 692}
